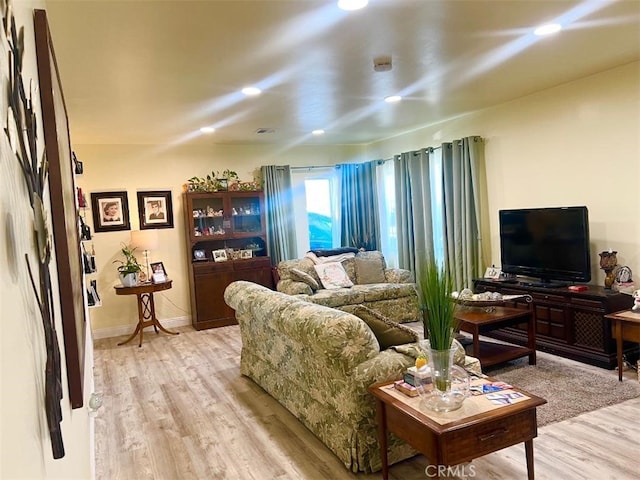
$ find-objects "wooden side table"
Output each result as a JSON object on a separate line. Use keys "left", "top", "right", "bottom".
{"left": 114, "top": 280, "right": 179, "bottom": 347}
{"left": 604, "top": 310, "right": 640, "bottom": 381}
{"left": 369, "top": 380, "right": 546, "bottom": 480}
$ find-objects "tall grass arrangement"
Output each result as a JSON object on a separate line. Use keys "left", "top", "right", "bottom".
{"left": 417, "top": 259, "right": 460, "bottom": 350}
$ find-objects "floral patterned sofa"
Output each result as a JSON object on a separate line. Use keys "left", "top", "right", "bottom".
{"left": 224, "top": 280, "right": 481, "bottom": 473}
{"left": 276, "top": 250, "right": 420, "bottom": 324}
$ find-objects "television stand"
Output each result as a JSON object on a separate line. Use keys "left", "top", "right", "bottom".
{"left": 473, "top": 279, "right": 635, "bottom": 368}
{"left": 519, "top": 280, "right": 566, "bottom": 289}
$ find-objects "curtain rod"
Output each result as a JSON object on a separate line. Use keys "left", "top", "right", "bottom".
{"left": 290, "top": 165, "right": 336, "bottom": 171}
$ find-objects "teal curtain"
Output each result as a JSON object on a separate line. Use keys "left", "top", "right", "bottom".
{"left": 261, "top": 165, "right": 297, "bottom": 264}
{"left": 339, "top": 161, "right": 380, "bottom": 250}
{"left": 442, "top": 136, "right": 485, "bottom": 288}
{"left": 394, "top": 149, "right": 436, "bottom": 276}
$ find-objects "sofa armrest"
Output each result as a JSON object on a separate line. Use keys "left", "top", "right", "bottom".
{"left": 277, "top": 278, "right": 313, "bottom": 295}
{"left": 384, "top": 268, "right": 414, "bottom": 283}
{"left": 351, "top": 349, "right": 414, "bottom": 392}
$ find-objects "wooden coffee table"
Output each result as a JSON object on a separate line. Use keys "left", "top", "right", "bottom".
{"left": 455, "top": 306, "right": 536, "bottom": 368}
{"left": 369, "top": 379, "right": 546, "bottom": 479}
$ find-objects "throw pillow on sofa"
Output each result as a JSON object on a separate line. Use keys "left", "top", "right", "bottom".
{"left": 354, "top": 254, "right": 386, "bottom": 284}
{"left": 314, "top": 262, "right": 354, "bottom": 289}
{"left": 340, "top": 304, "right": 419, "bottom": 350}
{"left": 289, "top": 268, "right": 320, "bottom": 291}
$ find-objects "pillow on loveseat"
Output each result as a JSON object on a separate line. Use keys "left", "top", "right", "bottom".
{"left": 340, "top": 304, "right": 419, "bottom": 350}
{"left": 355, "top": 253, "right": 386, "bottom": 284}
{"left": 289, "top": 268, "right": 320, "bottom": 291}
{"left": 314, "top": 262, "right": 354, "bottom": 289}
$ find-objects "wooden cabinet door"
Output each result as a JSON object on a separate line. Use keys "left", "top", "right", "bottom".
{"left": 192, "top": 262, "right": 235, "bottom": 329}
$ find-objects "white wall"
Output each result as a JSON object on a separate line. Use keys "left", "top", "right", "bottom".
{"left": 76, "top": 63, "right": 639, "bottom": 335}
{"left": 366, "top": 61, "right": 640, "bottom": 285}
{"left": 1, "top": 2, "right": 92, "bottom": 479}
{"left": 74, "top": 143, "right": 365, "bottom": 333}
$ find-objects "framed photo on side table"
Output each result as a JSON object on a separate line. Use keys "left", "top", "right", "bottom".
{"left": 137, "top": 190, "right": 174, "bottom": 230}
{"left": 240, "top": 249, "right": 253, "bottom": 259}
{"left": 91, "top": 191, "right": 130, "bottom": 233}
{"left": 150, "top": 261, "right": 167, "bottom": 283}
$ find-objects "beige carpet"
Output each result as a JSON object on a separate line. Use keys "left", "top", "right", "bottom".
{"left": 485, "top": 352, "right": 640, "bottom": 426}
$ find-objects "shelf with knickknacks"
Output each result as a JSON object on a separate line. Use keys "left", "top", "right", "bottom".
{"left": 76, "top": 168, "right": 101, "bottom": 308}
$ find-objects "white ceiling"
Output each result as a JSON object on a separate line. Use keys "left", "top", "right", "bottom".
{"left": 45, "top": 0, "right": 640, "bottom": 146}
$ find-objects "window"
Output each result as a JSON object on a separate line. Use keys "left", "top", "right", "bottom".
{"left": 376, "top": 160, "right": 398, "bottom": 267}
{"left": 291, "top": 167, "right": 340, "bottom": 257}
{"left": 429, "top": 148, "right": 445, "bottom": 266}
{"left": 375, "top": 149, "right": 445, "bottom": 269}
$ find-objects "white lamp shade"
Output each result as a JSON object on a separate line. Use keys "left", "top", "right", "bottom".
{"left": 130, "top": 230, "right": 159, "bottom": 251}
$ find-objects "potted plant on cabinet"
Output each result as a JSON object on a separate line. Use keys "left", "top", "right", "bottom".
{"left": 113, "top": 244, "right": 143, "bottom": 287}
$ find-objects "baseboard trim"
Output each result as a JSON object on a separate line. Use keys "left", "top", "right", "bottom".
{"left": 91, "top": 316, "right": 191, "bottom": 339}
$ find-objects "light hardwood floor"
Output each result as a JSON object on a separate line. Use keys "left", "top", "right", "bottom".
{"left": 93, "top": 325, "right": 640, "bottom": 480}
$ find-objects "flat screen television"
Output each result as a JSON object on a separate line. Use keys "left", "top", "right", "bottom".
{"left": 499, "top": 206, "right": 591, "bottom": 287}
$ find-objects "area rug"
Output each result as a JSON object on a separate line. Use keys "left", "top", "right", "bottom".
{"left": 485, "top": 354, "right": 640, "bottom": 427}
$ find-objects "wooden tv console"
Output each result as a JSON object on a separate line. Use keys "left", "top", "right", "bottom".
{"left": 473, "top": 279, "right": 634, "bottom": 369}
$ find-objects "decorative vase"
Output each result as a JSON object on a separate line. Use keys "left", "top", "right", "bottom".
{"left": 599, "top": 250, "right": 617, "bottom": 289}
{"left": 420, "top": 340, "right": 469, "bottom": 413}
{"left": 119, "top": 272, "right": 138, "bottom": 287}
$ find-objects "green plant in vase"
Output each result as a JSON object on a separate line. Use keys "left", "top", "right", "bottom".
{"left": 417, "top": 259, "right": 467, "bottom": 412}
{"left": 113, "top": 243, "right": 143, "bottom": 287}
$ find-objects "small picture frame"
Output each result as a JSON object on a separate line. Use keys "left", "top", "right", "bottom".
{"left": 137, "top": 190, "right": 174, "bottom": 230}
{"left": 150, "top": 261, "right": 167, "bottom": 283}
{"left": 240, "top": 249, "right": 253, "bottom": 259}
{"left": 91, "top": 191, "right": 130, "bottom": 233}
{"left": 212, "top": 249, "right": 228, "bottom": 262}
{"left": 193, "top": 249, "right": 207, "bottom": 261}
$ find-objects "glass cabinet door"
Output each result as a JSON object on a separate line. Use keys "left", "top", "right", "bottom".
{"left": 190, "top": 194, "right": 228, "bottom": 239}
{"left": 229, "top": 193, "right": 264, "bottom": 237}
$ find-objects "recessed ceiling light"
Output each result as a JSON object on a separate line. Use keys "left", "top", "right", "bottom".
{"left": 338, "top": 0, "right": 368, "bottom": 11}
{"left": 384, "top": 95, "right": 402, "bottom": 103}
{"left": 534, "top": 23, "right": 562, "bottom": 36}
{"left": 242, "top": 86, "right": 261, "bottom": 96}
{"left": 200, "top": 126, "right": 215, "bottom": 133}
{"left": 312, "top": 129, "right": 325, "bottom": 136}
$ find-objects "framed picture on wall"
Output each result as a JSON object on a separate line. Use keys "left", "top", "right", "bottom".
{"left": 137, "top": 190, "right": 174, "bottom": 230}
{"left": 90, "top": 191, "right": 130, "bottom": 233}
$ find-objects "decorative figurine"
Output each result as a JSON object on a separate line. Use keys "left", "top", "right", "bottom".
{"left": 599, "top": 250, "right": 618, "bottom": 289}
{"left": 632, "top": 289, "right": 640, "bottom": 311}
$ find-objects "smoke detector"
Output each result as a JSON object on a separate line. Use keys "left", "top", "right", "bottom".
{"left": 373, "top": 56, "right": 392, "bottom": 72}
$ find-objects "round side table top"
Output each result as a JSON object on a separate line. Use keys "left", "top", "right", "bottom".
{"left": 114, "top": 279, "right": 172, "bottom": 295}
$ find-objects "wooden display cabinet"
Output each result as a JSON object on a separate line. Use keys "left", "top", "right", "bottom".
{"left": 183, "top": 190, "right": 274, "bottom": 330}
{"left": 473, "top": 279, "right": 634, "bottom": 368}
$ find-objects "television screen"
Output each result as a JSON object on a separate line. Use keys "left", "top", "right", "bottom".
{"left": 499, "top": 206, "right": 591, "bottom": 286}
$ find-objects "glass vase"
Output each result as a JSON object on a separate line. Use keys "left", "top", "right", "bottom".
{"left": 420, "top": 340, "right": 469, "bottom": 412}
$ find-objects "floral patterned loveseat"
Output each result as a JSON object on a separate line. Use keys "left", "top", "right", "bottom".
{"left": 224, "top": 280, "right": 481, "bottom": 473}
{"left": 276, "top": 250, "right": 420, "bottom": 324}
